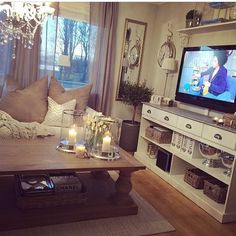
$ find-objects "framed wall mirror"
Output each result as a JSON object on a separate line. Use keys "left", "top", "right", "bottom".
{"left": 116, "top": 18, "right": 147, "bottom": 100}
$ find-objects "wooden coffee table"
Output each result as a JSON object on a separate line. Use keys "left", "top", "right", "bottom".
{"left": 0, "top": 137, "right": 145, "bottom": 231}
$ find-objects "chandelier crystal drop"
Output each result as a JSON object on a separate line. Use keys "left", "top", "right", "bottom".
{"left": 0, "top": 2, "right": 55, "bottom": 58}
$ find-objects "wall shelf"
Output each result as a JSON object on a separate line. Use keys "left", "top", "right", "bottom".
{"left": 177, "top": 21, "right": 236, "bottom": 35}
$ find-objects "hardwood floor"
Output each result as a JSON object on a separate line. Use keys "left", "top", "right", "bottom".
{"left": 131, "top": 169, "right": 236, "bottom": 236}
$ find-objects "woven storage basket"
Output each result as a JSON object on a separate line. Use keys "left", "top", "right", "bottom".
{"left": 145, "top": 126, "right": 154, "bottom": 139}
{"left": 184, "top": 168, "right": 211, "bottom": 189}
{"left": 203, "top": 179, "right": 228, "bottom": 204}
{"left": 223, "top": 113, "right": 236, "bottom": 129}
{"left": 152, "top": 125, "right": 172, "bottom": 144}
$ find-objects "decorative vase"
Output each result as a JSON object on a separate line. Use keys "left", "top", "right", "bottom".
{"left": 119, "top": 120, "right": 140, "bottom": 152}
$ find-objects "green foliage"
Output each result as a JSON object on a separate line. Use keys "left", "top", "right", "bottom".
{"left": 119, "top": 80, "right": 153, "bottom": 122}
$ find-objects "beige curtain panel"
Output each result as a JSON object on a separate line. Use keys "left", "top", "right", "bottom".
{"left": 88, "top": 2, "right": 118, "bottom": 115}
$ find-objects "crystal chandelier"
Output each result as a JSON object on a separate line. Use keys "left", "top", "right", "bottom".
{"left": 0, "top": 2, "right": 54, "bottom": 58}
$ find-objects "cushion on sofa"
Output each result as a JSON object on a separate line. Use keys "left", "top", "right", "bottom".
{"left": 49, "top": 77, "right": 92, "bottom": 111}
{"left": 42, "top": 97, "right": 76, "bottom": 127}
{"left": 0, "top": 76, "right": 48, "bottom": 123}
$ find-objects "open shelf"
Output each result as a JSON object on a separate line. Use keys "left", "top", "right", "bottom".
{"left": 134, "top": 152, "right": 171, "bottom": 183}
{"left": 177, "top": 21, "right": 236, "bottom": 35}
{"left": 140, "top": 135, "right": 171, "bottom": 152}
{"left": 188, "top": 158, "right": 230, "bottom": 185}
{"left": 141, "top": 134, "right": 230, "bottom": 185}
{"left": 170, "top": 174, "right": 225, "bottom": 216}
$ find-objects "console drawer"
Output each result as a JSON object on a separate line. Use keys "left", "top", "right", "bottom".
{"left": 177, "top": 117, "right": 203, "bottom": 137}
{"left": 155, "top": 109, "right": 178, "bottom": 127}
{"left": 202, "top": 125, "right": 236, "bottom": 150}
{"left": 142, "top": 105, "right": 177, "bottom": 127}
{"left": 142, "top": 104, "right": 156, "bottom": 119}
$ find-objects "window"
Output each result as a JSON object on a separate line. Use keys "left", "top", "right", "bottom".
{"left": 0, "top": 13, "right": 13, "bottom": 92}
{"left": 0, "top": 44, "right": 12, "bottom": 93}
{"left": 40, "top": 3, "right": 90, "bottom": 89}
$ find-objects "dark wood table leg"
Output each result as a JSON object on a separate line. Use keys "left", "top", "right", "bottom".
{"left": 110, "top": 170, "right": 134, "bottom": 205}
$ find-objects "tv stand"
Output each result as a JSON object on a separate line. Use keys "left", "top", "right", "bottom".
{"left": 135, "top": 103, "right": 236, "bottom": 223}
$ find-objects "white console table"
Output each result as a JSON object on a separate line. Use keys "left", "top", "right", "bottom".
{"left": 134, "top": 103, "right": 236, "bottom": 223}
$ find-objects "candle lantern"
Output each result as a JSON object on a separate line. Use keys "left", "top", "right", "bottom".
{"left": 57, "top": 109, "right": 87, "bottom": 153}
{"left": 88, "top": 117, "right": 120, "bottom": 160}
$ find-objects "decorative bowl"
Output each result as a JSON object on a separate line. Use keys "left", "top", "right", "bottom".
{"left": 199, "top": 143, "right": 220, "bottom": 160}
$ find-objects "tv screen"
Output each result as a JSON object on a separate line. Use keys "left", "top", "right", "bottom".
{"left": 175, "top": 45, "right": 236, "bottom": 113}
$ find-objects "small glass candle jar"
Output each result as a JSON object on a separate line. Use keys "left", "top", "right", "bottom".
{"left": 75, "top": 144, "right": 86, "bottom": 158}
{"left": 57, "top": 109, "right": 87, "bottom": 153}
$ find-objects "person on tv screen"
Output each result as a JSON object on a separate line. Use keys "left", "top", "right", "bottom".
{"left": 200, "top": 50, "right": 228, "bottom": 96}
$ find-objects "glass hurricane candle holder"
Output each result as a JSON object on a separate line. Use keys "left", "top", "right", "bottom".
{"left": 220, "top": 152, "right": 234, "bottom": 177}
{"left": 199, "top": 143, "right": 220, "bottom": 167}
{"left": 57, "top": 109, "right": 87, "bottom": 153}
{"left": 86, "top": 116, "right": 120, "bottom": 160}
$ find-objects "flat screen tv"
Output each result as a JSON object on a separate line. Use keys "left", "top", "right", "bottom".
{"left": 175, "top": 45, "right": 236, "bottom": 113}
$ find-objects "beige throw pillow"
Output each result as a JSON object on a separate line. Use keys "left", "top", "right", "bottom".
{"left": 0, "top": 76, "right": 48, "bottom": 123}
{"left": 49, "top": 77, "right": 92, "bottom": 111}
{"left": 42, "top": 97, "right": 76, "bottom": 127}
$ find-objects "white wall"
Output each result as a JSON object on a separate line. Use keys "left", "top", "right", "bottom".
{"left": 111, "top": 2, "right": 236, "bottom": 120}
{"left": 110, "top": 2, "right": 158, "bottom": 121}
{"left": 149, "top": 2, "right": 195, "bottom": 98}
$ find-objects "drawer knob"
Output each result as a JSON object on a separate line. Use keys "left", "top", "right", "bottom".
{"left": 164, "top": 116, "right": 169, "bottom": 121}
{"left": 214, "top": 134, "right": 222, "bottom": 140}
{"left": 147, "top": 109, "right": 151, "bottom": 114}
{"left": 185, "top": 124, "right": 192, "bottom": 129}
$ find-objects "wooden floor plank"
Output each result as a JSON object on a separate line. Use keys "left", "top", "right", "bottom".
{"left": 131, "top": 169, "right": 236, "bottom": 236}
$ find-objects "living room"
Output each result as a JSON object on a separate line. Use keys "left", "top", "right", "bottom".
{"left": 0, "top": 1, "right": 236, "bottom": 236}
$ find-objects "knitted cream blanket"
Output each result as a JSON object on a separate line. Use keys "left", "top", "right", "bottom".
{"left": 0, "top": 110, "right": 55, "bottom": 139}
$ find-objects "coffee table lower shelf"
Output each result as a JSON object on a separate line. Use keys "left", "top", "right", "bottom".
{"left": 0, "top": 172, "right": 138, "bottom": 231}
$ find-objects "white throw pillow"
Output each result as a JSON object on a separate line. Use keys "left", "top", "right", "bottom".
{"left": 43, "top": 97, "right": 76, "bottom": 127}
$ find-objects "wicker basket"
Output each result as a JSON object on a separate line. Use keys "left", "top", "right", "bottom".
{"left": 184, "top": 169, "right": 211, "bottom": 189}
{"left": 203, "top": 179, "right": 228, "bottom": 204}
{"left": 145, "top": 125, "right": 172, "bottom": 144}
{"left": 145, "top": 126, "right": 154, "bottom": 139}
{"left": 223, "top": 113, "right": 236, "bottom": 129}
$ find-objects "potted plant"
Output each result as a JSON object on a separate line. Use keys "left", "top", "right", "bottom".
{"left": 119, "top": 80, "right": 153, "bottom": 152}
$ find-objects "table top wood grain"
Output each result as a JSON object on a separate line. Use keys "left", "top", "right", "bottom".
{"left": 0, "top": 137, "right": 145, "bottom": 175}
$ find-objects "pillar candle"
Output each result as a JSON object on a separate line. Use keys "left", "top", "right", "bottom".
{"left": 68, "top": 128, "right": 77, "bottom": 144}
{"left": 102, "top": 135, "right": 111, "bottom": 152}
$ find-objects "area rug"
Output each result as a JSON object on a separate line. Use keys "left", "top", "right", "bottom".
{"left": 0, "top": 170, "right": 175, "bottom": 236}
{"left": 0, "top": 190, "right": 174, "bottom": 236}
